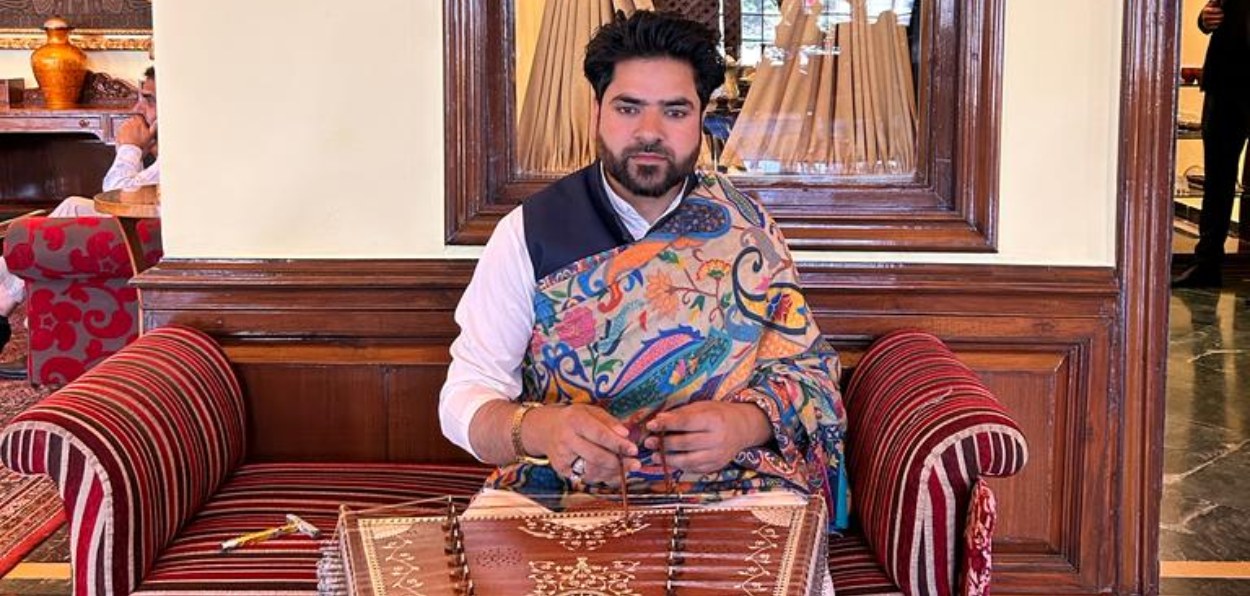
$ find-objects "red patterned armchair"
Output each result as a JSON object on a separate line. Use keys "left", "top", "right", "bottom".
{"left": 2, "top": 216, "right": 162, "bottom": 385}
{"left": 0, "top": 326, "right": 1026, "bottom": 596}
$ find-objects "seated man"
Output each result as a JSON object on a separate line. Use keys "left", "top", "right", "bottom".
{"left": 439, "top": 11, "right": 847, "bottom": 591}
{"left": 0, "top": 66, "right": 158, "bottom": 373}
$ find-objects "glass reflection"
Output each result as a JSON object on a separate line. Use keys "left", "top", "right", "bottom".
{"left": 513, "top": 0, "right": 921, "bottom": 178}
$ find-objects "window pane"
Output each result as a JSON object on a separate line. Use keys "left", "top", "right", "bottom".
{"left": 513, "top": 0, "right": 922, "bottom": 178}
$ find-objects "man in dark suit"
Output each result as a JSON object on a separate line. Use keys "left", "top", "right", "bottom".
{"left": 1175, "top": 0, "right": 1250, "bottom": 287}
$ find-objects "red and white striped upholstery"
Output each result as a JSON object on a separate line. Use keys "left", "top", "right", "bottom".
{"left": 0, "top": 326, "right": 494, "bottom": 596}
{"left": 137, "top": 464, "right": 489, "bottom": 595}
{"left": 844, "top": 329, "right": 1028, "bottom": 596}
{"left": 0, "top": 326, "right": 1026, "bottom": 595}
{"left": 1, "top": 326, "right": 244, "bottom": 596}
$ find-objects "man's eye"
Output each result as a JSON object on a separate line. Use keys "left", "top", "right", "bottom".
{"left": 666, "top": 110, "right": 689, "bottom": 118}
{"left": 616, "top": 106, "right": 638, "bottom": 115}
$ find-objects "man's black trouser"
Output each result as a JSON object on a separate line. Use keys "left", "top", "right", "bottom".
{"left": 1195, "top": 91, "right": 1250, "bottom": 269}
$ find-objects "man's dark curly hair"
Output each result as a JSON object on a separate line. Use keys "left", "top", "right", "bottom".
{"left": 583, "top": 11, "right": 726, "bottom": 109}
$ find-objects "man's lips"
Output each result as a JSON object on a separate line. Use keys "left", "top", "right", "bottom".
{"left": 628, "top": 153, "right": 669, "bottom": 164}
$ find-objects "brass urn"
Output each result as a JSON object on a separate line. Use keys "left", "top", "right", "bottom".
{"left": 30, "top": 17, "right": 87, "bottom": 109}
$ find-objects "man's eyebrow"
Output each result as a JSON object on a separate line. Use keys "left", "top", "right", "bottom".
{"left": 609, "top": 95, "right": 694, "bottom": 108}
{"left": 660, "top": 98, "right": 694, "bottom": 108}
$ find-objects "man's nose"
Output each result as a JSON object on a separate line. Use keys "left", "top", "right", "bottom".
{"left": 635, "top": 109, "right": 663, "bottom": 141}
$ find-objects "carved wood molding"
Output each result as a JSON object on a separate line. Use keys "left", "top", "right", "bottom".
{"left": 136, "top": 259, "right": 1113, "bottom": 294}
{"left": 0, "top": 32, "right": 151, "bottom": 51}
{"left": 443, "top": 0, "right": 1004, "bottom": 252}
{"left": 20, "top": 71, "right": 138, "bottom": 106}
{"left": 136, "top": 259, "right": 1115, "bottom": 342}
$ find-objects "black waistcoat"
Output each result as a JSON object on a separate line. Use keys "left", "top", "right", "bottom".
{"left": 522, "top": 163, "right": 634, "bottom": 282}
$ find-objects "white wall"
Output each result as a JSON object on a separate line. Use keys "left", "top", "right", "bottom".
{"left": 155, "top": 0, "right": 1123, "bottom": 265}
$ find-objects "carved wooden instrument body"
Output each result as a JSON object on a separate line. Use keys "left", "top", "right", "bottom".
{"left": 329, "top": 497, "right": 827, "bottom": 596}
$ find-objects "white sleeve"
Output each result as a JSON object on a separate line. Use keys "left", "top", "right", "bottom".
{"left": 438, "top": 207, "right": 536, "bottom": 461}
{"left": 102, "top": 146, "right": 160, "bottom": 192}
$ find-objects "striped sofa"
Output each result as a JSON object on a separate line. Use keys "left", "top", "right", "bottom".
{"left": 0, "top": 326, "right": 1026, "bottom": 596}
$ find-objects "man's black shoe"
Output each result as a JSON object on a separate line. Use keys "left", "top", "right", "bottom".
{"left": 1171, "top": 264, "right": 1223, "bottom": 288}
{"left": 0, "top": 317, "right": 9, "bottom": 353}
{"left": 0, "top": 358, "right": 25, "bottom": 381}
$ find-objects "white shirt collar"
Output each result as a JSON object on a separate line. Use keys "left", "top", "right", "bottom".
{"left": 599, "top": 164, "right": 687, "bottom": 241}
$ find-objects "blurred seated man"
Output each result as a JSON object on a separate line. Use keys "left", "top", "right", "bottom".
{"left": 0, "top": 66, "right": 158, "bottom": 376}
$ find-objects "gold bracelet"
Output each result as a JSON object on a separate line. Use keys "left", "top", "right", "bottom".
{"left": 510, "top": 402, "right": 549, "bottom": 466}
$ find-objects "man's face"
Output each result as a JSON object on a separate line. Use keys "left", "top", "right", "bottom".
{"left": 594, "top": 57, "right": 702, "bottom": 200}
{"left": 133, "top": 76, "right": 156, "bottom": 126}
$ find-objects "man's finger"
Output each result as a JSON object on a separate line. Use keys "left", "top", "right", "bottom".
{"left": 577, "top": 411, "right": 637, "bottom": 456}
{"left": 646, "top": 410, "right": 692, "bottom": 433}
{"left": 646, "top": 430, "right": 712, "bottom": 453}
{"left": 585, "top": 407, "right": 632, "bottom": 437}
{"left": 647, "top": 408, "right": 713, "bottom": 433}
{"left": 568, "top": 436, "right": 632, "bottom": 484}
{"left": 587, "top": 456, "right": 642, "bottom": 487}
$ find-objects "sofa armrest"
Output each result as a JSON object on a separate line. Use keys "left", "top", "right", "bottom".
{"left": 0, "top": 326, "right": 244, "bottom": 596}
{"left": 3, "top": 216, "right": 157, "bottom": 283}
{"left": 844, "top": 329, "right": 1028, "bottom": 596}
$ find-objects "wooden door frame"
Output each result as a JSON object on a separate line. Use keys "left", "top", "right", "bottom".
{"left": 1118, "top": 0, "right": 1175, "bottom": 593}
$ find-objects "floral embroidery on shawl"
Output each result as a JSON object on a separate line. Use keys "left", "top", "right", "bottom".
{"left": 486, "top": 173, "right": 850, "bottom": 530}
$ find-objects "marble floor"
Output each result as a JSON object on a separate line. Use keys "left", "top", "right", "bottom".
{"left": 1161, "top": 271, "right": 1250, "bottom": 595}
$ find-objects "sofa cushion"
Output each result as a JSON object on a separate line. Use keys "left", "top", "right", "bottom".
{"left": 133, "top": 462, "right": 492, "bottom": 595}
{"left": 829, "top": 534, "right": 904, "bottom": 596}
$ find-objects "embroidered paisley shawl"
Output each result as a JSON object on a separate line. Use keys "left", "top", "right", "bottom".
{"left": 485, "top": 173, "right": 850, "bottom": 530}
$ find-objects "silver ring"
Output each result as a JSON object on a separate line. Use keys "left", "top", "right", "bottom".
{"left": 570, "top": 456, "right": 586, "bottom": 477}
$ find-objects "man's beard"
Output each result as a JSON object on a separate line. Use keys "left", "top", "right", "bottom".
{"left": 599, "top": 137, "right": 698, "bottom": 198}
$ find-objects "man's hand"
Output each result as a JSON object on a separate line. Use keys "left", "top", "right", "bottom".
{"left": 115, "top": 115, "right": 155, "bottom": 149}
{"left": 1201, "top": 0, "right": 1224, "bottom": 32}
{"left": 643, "top": 401, "right": 772, "bottom": 476}
{"left": 523, "top": 403, "right": 640, "bottom": 486}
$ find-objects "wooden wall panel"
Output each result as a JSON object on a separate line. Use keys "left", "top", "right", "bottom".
{"left": 966, "top": 349, "right": 1092, "bottom": 588}
{"left": 967, "top": 351, "right": 1068, "bottom": 548}
{"left": 388, "top": 365, "right": 478, "bottom": 465}
{"left": 236, "top": 364, "right": 388, "bottom": 462}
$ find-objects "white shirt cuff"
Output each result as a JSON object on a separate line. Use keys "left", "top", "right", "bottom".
{"left": 439, "top": 385, "right": 511, "bottom": 462}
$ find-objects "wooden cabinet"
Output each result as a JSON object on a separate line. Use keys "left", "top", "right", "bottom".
{"left": 0, "top": 106, "right": 133, "bottom": 143}
{"left": 0, "top": 73, "right": 139, "bottom": 219}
